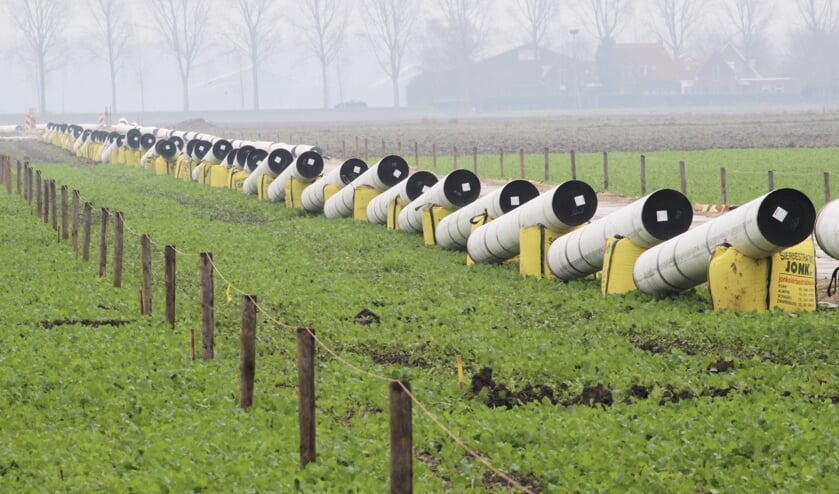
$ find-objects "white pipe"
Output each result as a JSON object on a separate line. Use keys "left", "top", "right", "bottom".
{"left": 366, "top": 170, "right": 439, "bottom": 225}
{"left": 266, "top": 151, "right": 325, "bottom": 202}
{"left": 397, "top": 169, "right": 482, "bottom": 232}
{"left": 467, "top": 180, "right": 598, "bottom": 263}
{"left": 633, "top": 188, "right": 816, "bottom": 294}
{"left": 436, "top": 179, "right": 540, "bottom": 250}
{"left": 205, "top": 138, "right": 232, "bottom": 164}
{"left": 548, "top": 189, "right": 693, "bottom": 280}
{"left": 301, "top": 158, "right": 368, "bottom": 213}
{"left": 245, "top": 148, "right": 269, "bottom": 172}
{"left": 291, "top": 144, "right": 324, "bottom": 157}
{"left": 815, "top": 199, "right": 839, "bottom": 259}
{"left": 191, "top": 140, "right": 212, "bottom": 162}
{"left": 139, "top": 133, "right": 156, "bottom": 151}
{"left": 323, "top": 155, "right": 409, "bottom": 219}
{"left": 242, "top": 146, "right": 294, "bottom": 195}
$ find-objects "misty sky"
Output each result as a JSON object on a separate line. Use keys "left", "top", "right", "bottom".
{"left": 0, "top": 0, "right": 804, "bottom": 116}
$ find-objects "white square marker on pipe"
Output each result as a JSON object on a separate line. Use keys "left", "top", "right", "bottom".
{"left": 574, "top": 195, "right": 586, "bottom": 206}
{"left": 307, "top": 158, "right": 315, "bottom": 166}
{"left": 772, "top": 207, "right": 788, "bottom": 222}
{"left": 353, "top": 166, "right": 361, "bottom": 173}
{"left": 393, "top": 169, "right": 402, "bottom": 178}
{"left": 462, "top": 183, "right": 471, "bottom": 192}
{"left": 510, "top": 196, "right": 520, "bottom": 206}
{"left": 657, "top": 210, "right": 668, "bottom": 222}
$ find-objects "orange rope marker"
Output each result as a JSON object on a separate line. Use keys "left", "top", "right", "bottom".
{"left": 456, "top": 354, "right": 464, "bottom": 390}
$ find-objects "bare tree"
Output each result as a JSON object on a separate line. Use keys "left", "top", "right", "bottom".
{"left": 796, "top": 0, "right": 839, "bottom": 35}
{"left": 297, "top": 0, "right": 349, "bottom": 109}
{"left": 149, "top": 0, "right": 210, "bottom": 112}
{"left": 514, "top": 0, "right": 560, "bottom": 53}
{"left": 580, "top": 0, "right": 633, "bottom": 43}
{"left": 88, "top": 0, "right": 130, "bottom": 114}
{"left": 422, "top": 0, "right": 493, "bottom": 71}
{"left": 6, "top": 0, "right": 68, "bottom": 112}
{"left": 650, "top": 0, "right": 705, "bottom": 60}
{"left": 721, "top": 0, "right": 774, "bottom": 63}
{"left": 787, "top": 0, "right": 839, "bottom": 95}
{"left": 229, "top": 0, "right": 279, "bottom": 110}
{"left": 361, "top": 0, "right": 418, "bottom": 107}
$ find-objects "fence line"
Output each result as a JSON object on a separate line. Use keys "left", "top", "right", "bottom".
{"left": 6, "top": 160, "right": 532, "bottom": 493}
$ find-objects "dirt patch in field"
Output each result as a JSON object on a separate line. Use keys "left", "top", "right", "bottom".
{"left": 470, "top": 367, "right": 747, "bottom": 410}
{"left": 483, "top": 471, "right": 541, "bottom": 493}
{"left": 40, "top": 319, "right": 134, "bottom": 329}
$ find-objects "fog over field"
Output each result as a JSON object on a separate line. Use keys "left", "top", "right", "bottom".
{"left": 0, "top": 0, "right": 828, "bottom": 119}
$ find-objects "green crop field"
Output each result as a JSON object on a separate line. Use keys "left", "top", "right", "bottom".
{"left": 1, "top": 151, "right": 837, "bottom": 493}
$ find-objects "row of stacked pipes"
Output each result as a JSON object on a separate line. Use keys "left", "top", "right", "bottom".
{"left": 40, "top": 121, "right": 838, "bottom": 298}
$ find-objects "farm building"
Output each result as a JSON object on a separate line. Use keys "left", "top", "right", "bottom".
{"left": 406, "top": 44, "right": 594, "bottom": 110}
{"left": 408, "top": 41, "right": 801, "bottom": 109}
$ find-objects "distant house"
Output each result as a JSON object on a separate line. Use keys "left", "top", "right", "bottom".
{"left": 611, "top": 43, "right": 688, "bottom": 95}
{"left": 692, "top": 51, "right": 739, "bottom": 94}
{"left": 406, "top": 44, "right": 592, "bottom": 109}
{"left": 693, "top": 44, "right": 796, "bottom": 95}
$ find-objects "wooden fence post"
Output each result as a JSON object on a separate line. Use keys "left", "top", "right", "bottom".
{"left": 113, "top": 212, "right": 124, "bottom": 288}
{"left": 432, "top": 143, "right": 437, "bottom": 169}
{"left": 355, "top": 136, "right": 359, "bottom": 155}
{"left": 413, "top": 142, "right": 419, "bottom": 168}
{"left": 50, "top": 181, "right": 57, "bottom": 232}
{"left": 72, "top": 191, "right": 80, "bottom": 257}
{"left": 83, "top": 202, "right": 93, "bottom": 261}
{"left": 3, "top": 158, "right": 9, "bottom": 194}
{"left": 570, "top": 150, "right": 576, "bottom": 180}
{"left": 768, "top": 170, "right": 774, "bottom": 192}
{"left": 98, "top": 208, "right": 109, "bottom": 277}
{"left": 543, "top": 147, "right": 550, "bottom": 182}
{"left": 825, "top": 172, "right": 831, "bottom": 205}
{"left": 602, "top": 152, "right": 609, "bottom": 190}
{"left": 36, "top": 171, "right": 42, "bottom": 218}
{"left": 298, "top": 327, "right": 316, "bottom": 468}
{"left": 165, "top": 245, "right": 176, "bottom": 328}
{"left": 472, "top": 146, "right": 478, "bottom": 174}
{"left": 640, "top": 155, "right": 647, "bottom": 195}
{"left": 453, "top": 146, "right": 458, "bottom": 170}
{"left": 390, "top": 381, "right": 413, "bottom": 494}
{"left": 200, "top": 252, "right": 215, "bottom": 361}
{"left": 26, "top": 164, "right": 33, "bottom": 210}
{"left": 239, "top": 295, "right": 257, "bottom": 410}
{"left": 42, "top": 178, "right": 49, "bottom": 224}
{"left": 23, "top": 163, "right": 29, "bottom": 202}
{"left": 519, "top": 148, "right": 525, "bottom": 179}
{"left": 16, "top": 160, "right": 21, "bottom": 195}
{"left": 141, "top": 234, "right": 152, "bottom": 314}
{"left": 679, "top": 160, "right": 687, "bottom": 196}
{"left": 499, "top": 148, "right": 504, "bottom": 177}
{"left": 61, "top": 185, "right": 69, "bottom": 240}
{"left": 381, "top": 138, "right": 385, "bottom": 156}
{"left": 720, "top": 167, "right": 727, "bottom": 205}
{"left": 364, "top": 137, "right": 369, "bottom": 161}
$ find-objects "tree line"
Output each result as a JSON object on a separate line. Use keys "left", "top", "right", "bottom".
{"left": 6, "top": 0, "right": 838, "bottom": 113}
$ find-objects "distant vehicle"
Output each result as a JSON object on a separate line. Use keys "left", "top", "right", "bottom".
{"left": 334, "top": 100, "right": 367, "bottom": 109}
